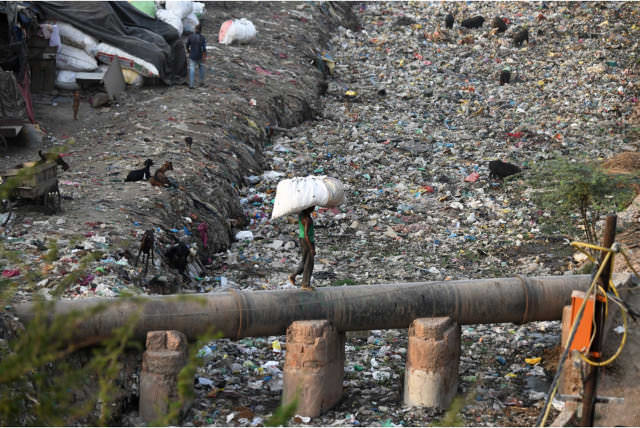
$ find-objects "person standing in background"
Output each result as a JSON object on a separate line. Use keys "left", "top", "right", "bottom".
{"left": 186, "top": 24, "right": 207, "bottom": 89}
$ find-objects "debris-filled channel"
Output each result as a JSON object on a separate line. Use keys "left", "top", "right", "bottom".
{"left": 1, "top": 1, "right": 639, "bottom": 426}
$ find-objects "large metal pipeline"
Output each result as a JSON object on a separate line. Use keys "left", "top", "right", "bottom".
{"left": 14, "top": 275, "right": 593, "bottom": 344}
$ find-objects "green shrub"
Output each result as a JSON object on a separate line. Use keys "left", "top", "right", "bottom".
{"left": 520, "top": 158, "right": 638, "bottom": 247}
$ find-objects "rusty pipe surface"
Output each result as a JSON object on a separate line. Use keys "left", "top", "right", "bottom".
{"left": 15, "top": 275, "right": 591, "bottom": 343}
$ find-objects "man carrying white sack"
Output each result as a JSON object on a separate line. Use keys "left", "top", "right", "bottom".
{"left": 289, "top": 206, "right": 315, "bottom": 290}
{"left": 271, "top": 176, "right": 345, "bottom": 289}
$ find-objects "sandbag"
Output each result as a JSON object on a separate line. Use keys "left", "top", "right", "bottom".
{"left": 157, "top": 8, "right": 183, "bottom": 37}
{"left": 192, "top": 2, "right": 205, "bottom": 18}
{"left": 182, "top": 12, "right": 199, "bottom": 34}
{"left": 47, "top": 21, "right": 98, "bottom": 54}
{"left": 165, "top": 0, "right": 192, "bottom": 19}
{"left": 219, "top": 18, "right": 257, "bottom": 45}
{"left": 271, "top": 176, "right": 345, "bottom": 220}
{"left": 93, "top": 42, "right": 159, "bottom": 77}
{"left": 56, "top": 43, "right": 98, "bottom": 71}
{"left": 55, "top": 70, "right": 79, "bottom": 90}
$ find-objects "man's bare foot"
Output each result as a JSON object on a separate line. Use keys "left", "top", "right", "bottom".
{"left": 288, "top": 274, "right": 296, "bottom": 286}
{"left": 301, "top": 285, "right": 314, "bottom": 291}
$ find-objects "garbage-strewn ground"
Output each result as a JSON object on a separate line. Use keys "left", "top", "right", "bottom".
{"left": 2, "top": 1, "right": 640, "bottom": 426}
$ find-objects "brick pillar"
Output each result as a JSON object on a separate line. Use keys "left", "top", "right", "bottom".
{"left": 139, "top": 330, "right": 189, "bottom": 423}
{"left": 404, "top": 317, "right": 461, "bottom": 409}
{"left": 282, "top": 320, "right": 345, "bottom": 417}
{"left": 559, "top": 305, "right": 582, "bottom": 396}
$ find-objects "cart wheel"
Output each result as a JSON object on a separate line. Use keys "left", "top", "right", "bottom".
{"left": 44, "top": 189, "right": 61, "bottom": 215}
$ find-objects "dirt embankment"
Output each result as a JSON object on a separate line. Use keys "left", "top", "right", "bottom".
{"left": 2, "top": 2, "right": 359, "bottom": 293}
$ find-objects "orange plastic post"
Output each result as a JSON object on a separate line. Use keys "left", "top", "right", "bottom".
{"left": 569, "top": 290, "right": 605, "bottom": 356}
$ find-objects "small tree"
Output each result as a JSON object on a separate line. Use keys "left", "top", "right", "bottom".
{"left": 521, "top": 158, "right": 637, "bottom": 249}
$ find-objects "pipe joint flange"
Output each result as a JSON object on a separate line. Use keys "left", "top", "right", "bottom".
{"left": 611, "top": 242, "right": 621, "bottom": 253}
{"left": 515, "top": 274, "right": 531, "bottom": 325}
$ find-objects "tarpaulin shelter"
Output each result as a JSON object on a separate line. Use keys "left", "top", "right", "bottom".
{"left": 0, "top": 2, "right": 36, "bottom": 123}
{"left": 29, "top": 1, "right": 186, "bottom": 85}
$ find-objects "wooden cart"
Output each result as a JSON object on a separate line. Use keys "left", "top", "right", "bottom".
{"left": 1, "top": 161, "right": 61, "bottom": 214}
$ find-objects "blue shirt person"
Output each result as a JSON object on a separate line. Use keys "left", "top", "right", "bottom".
{"left": 186, "top": 24, "right": 207, "bottom": 88}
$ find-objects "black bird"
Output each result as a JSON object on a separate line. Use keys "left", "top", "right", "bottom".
{"left": 461, "top": 16, "right": 484, "bottom": 29}
{"left": 491, "top": 16, "right": 508, "bottom": 32}
{"left": 445, "top": 13, "right": 454, "bottom": 29}
{"left": 513, "top": 28, "right": 529, "bottom": 47}
{"left": 489, "top": 160, "right": 521, "bottom": 179}
{"left": 499, "top": 69, "right": 511, "bottom": 86}
{"left": 185, "top": 136, "right": 193, "bottom": 150}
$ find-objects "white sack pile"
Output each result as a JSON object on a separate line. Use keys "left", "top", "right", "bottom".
{"left": 271, "top": 176, "right": 345, "bottom": 220}
{"left": 218, "top": 18, "right": 257, "bottom": 45}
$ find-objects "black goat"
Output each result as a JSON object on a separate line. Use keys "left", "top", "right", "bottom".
{"left": 445, "top": 13, "right": 454, "bottom": 29}
{"left": 489, "top": 160, "right": 521, "bottom": 179}
{"left": 135, "top": 229, "right": 155, "bottom": 276}
{"left": 513, "top": 28, "right": 529, "bottom": 47}
{"left": 165, "top": 242, "right": 190, "bottom": 276}
{"left": 492, "top": 16, "right": 508, "bottom": 33}
{"left": 461, "top": 16, "right": 485, "bottom": 29}
{"left": 125, "top": 159, "right": 153, "bottom": 182}
{"left": 499, "top": 69, "right": 511, "bottom": 86}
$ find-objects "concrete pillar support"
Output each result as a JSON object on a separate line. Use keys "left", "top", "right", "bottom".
{"left": 282, "top": 320, "right": 345, "bottom": 417}
{"left": 139, "top": 330, "right": 189, "bottom": 423}
{"left": 404, "top": 317, "right": 460, "bottom": 410}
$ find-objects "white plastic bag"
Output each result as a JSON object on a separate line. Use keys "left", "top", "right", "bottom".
{"left": 182, "top": 12, "right": 199, "bottom": 34}
{"left": 93, "top": 42, "right": 159, "bottom": 78}
{"left": 157, "top": 8, "right": 183, "bottom": 36}
{"left": 271, "top": 176, "right": 345, "bottom": 220}
{"left": 219, "top": 18, "right": 257, "bottom": 45}
{"left": 47, "top": 21, "right": 98, "bottom": 54}
{"left": 165, "top": 0, "right": 193, "bottom": 19}
{"left": 56, "top": 43, "right": 98, "bottom": 71}
{"left": 54, "top": 70, "right": 79, "bottom": 90}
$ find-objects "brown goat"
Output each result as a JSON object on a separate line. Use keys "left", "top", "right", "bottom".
{"left": 149, "top": 161, "right": 173, "bottom": 187}
{"left": 135, "top": 229, "right": 154, "bottom": 275}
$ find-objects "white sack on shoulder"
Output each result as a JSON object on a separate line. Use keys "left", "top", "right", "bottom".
{"left": 271, "top": 176, "right": 345, "bottom": 220}
{"left": 56, "top": 43, "right": 98, "bottom": 71}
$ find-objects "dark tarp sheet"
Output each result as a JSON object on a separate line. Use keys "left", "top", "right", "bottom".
{"left": 109, "top": 1, "right": 186, "bottom": 82}
{"left": 29, "top": 1, "right": 185, "bottom": 84}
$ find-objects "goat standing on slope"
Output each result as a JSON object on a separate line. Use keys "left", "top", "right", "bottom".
{"left": 135, "top": 229, "right": 155, "bottom": 276}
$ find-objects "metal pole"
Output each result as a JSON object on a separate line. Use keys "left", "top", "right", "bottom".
{"left": 14, "top": 275, "right": 592, "bottom": 346}
{"left": 581, "top": 214, "right": 617, "bottom": 426}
